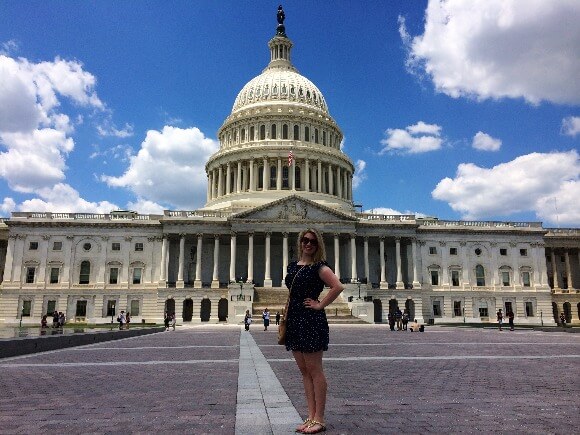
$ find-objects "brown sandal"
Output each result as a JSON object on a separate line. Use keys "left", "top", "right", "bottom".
{"left": 296, "top": 418, "right": 312, "bottom": 433}
{"left": 303, "top": 420, "right": 326, "bottom": 434}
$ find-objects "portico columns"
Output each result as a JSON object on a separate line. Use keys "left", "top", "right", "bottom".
{"left": 363, "top": 237, "right": 369, "bottom": 283}
{"left": 305, "top": 159, "right": 310, "bottom": 192}
{"left": 211, "top": 235, "right": 220, "bottom": 288}
{"left": 511, "top": 242, "right": 521, "bottom": 288}
{"left": 264, "top": 232, "right": 272, "bottom": 287}
{"left": 396, "top": 237, "right": 404, "bottom": 289}
{"left": 249, "top": 159, "right": 255, "bottom": 191}
{"left": 380, "top": 237, "right": 387, "bottom": 289}
{"left": 194, "top": 234, "right": 202, "bottom": 288}
{"left": 350, "top": 234, "right": 357, "bottom": 283}
{"left": 565, "top": 250, "right": 572, "bottom": 290}
{"left": 229, "top": 232, "right": 237, "bottom": 282}
{"left": 236, "top": 162, "right": 242, "bottom": 193}
{"left": 412, "top": 238, "right": 421, "bottom": 288}
{"left": 262, "top": 157, "right": 268, "bottom": 191}
{"left": 247, "top": 233, "right": 254, "bottom": 283}
{"left": 291, "top": 158, "right": 296, "bottom": 191}
{"left": 160, "top": 236, "right": 168, "bottom": 282}
{"left": 217, "top": 166, "right": 223, "bottom": 197}
{"left": 277, "top": 158, "right": 282, "bottom": 190}
{"left": 328, "top": 163, "right": 333, "bottom": 195}
{"left": 317, "top": 161, "right": 322, "bottom": 193}
{"left": 333, "top": 234, "right": 340, "bottom": 279}
{"left": 282, "top": 233, "right": 288, "bottom": 277}
{"left": 550, "top": 249, "right": 559, "bottom": 289}
{"left": 225, "top": 163, "right": 231, "bottom": 195}
{"left": 177, "top": 234, "right": 185, "bottom": 288}
{"left": 460, "top": 242, "right": 469, "bottom": 287}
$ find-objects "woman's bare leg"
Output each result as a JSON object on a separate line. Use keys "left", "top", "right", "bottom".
{"left": 302, "top": 351, "right": 326, "bottom": 432}
{"left": 293, "top": 351, "right": 315, "bottom": 431}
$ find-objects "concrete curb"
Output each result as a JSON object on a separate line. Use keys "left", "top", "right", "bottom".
{"left": 0, "top": 327, "right": 165, "bottom": 359}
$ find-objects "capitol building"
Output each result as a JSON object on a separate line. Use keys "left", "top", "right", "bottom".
{"left": 0, "top": 11, "right": 578, "bottom": 327}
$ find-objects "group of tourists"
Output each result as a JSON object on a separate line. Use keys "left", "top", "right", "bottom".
{"left": 243, "top": 308, "right": 281, "bottom": 332}
{"left": 496, "top": 309, "right": 515, "bottom": 331}
{"left": 164, "top": 312, "right": 176, "bottom": 331}
{"left": 387, "top": 308, "right": 412, "bottom": 331}
{"left": 116, "top": 311, "right": 131, "bottom": 330}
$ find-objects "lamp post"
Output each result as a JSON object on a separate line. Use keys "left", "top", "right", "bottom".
{"left": 238, "top": 279, "right": 244, "bottom": 301}
{"left": 357, "top": 281, "right": 362, "bottom": 300}
{"left": 111, "top": 303, "right": 115, "bottom": 324}
{"left": 463, "top": 307, "right": 465, "bottom": 324}
{"left": 19, "top": 307, "right": 24, "bottom": 328}
{"left": 540, "top": 310, "right": 543, "bottom": 326}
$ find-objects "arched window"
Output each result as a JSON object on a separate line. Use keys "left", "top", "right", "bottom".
{"left": 295, "top": 166, "right": 301, "bottom": 189}
{"left": 271, "top": 124, "right": 277, "bottom": 140}
{"left": 293, "top": 125, "right": 300, "bottom": 140}
{"left": 322, "top": 131, "right": 327, "bottom": 145}
{"left": 250, "top": 126, "right": 255, "bottom": 141}
{"left": 258, "top": 167, "right": 264, "bottom": 189}
{"left": 260, "top": 125, "right": 266, "bottom": 140}
{"left": 270, "top": 165, "right": 277, "bottom": 188}
{"left": 233, "top": 130, "right": 237, "bottom": 143}
{"left": 475, "top": 265, "right": 485, "bottom": 286}
{"left": 282, "top": 124, "right": 289, "bottom": 139}
{"left": 304, "top": 126, "right": 310, "bottom": 142}
{"left": 314, "top": 128, "right": 319, "bottom": 144}
{"left": 79, "top": 261, "right": 90, "bottom": 284}
{"left": 241, "top": 128, "right": 245, "bottom": 142}
{"left": 282, "top": 166, "right": 289, "bottom": 188}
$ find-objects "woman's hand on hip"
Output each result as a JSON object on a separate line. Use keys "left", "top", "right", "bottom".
{"left": 303, "top": 298, "right": 323, "bottom": 310}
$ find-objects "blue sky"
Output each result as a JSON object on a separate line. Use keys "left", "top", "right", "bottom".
{"left": 0, "top": 0, "right": 579, "bottom": 226}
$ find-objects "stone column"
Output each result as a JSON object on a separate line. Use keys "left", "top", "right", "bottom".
{"left": 328, "top": 163, "right": 333, "bottom": 195}
{"left": 262, "top": 157, "right": 268, "bottom": 191}
{"left": 317, "top": 161, "right": 322, "bottom": 193}
{"left": 564, "top": 249, "right": 572, "bottom": 290}
{"left": 63, "top": 235, "right": 73, "bottom": 285}
{"left": 396, "top": 237, "right": 404, "bottom": 289}
{"left": 38, "top": 235, "right": 50, "bottom": 284}
{"left": 177, "top": 234, "right": 185, "bottom": 288}
{"left": 264, "top": 232, "right": 272, "bottom": 287}
{"left": 334, "top": 234, "right": 340, "bottom": 279}
{"left": 460, "top": 242, "right": 470, "bottom": 288}
{"left": 160, "top": 236, "right": 168, "bottom": 282}
{"left": 538, "top": 243, "right": 548, "bottom": 286}
{"left": 363, "top": 237, "right": 369, "bottom": 283}
{"left": 211, "top": 235, "right": 220, "bottom": 288}
{"left": 379, "top": 237, "right": 387, "bottom": 289}
{"left": 229, "top": 232, "right": 237, "bottom": 282}
{"left": 225, "top": 163, "right": 231, "bottom": 195}
{"left": 249, "top": 159, "right": 255, "bottom": 191}
{"left": 336, "top": 167, "right": 342, "bottom": 198}
{"left": 490, "top": 242, "right": 499, "bottom": 287}
{"left": 194, "top": 234, "right": 202, "bottom": 288}
{"left": 277, "top": 158, "right": 282, "bottom": 190}
{"left": 2, "top": 235, "right": 15, "bottom": 282}
{"left": 412, "top": 238, "right": 421, "bottom": 288}
{"left": 305, "top": 159, "right": 310, "bottom": 192}
{"left": 236, "top": 161, "right": 242, "bottom": 193}
{"left": 282, "top": 232, "right": 288, "bottom": 277}
{"left": 207, "top": 174, "right": 212, "bottom": 201}
{"left": 440, "top": 241, "right": 449, "bottom": 288}
{"left": 343, "top": 171, "right": 348, "bottom": 199}
{"left": 291, "top": 158, "right": 296, "bottom": 191}
{"left": 247, "top": 232, "right": 254, "bottom": 283}
{"left": 217, "top": 166, "right": 223, "bottom": 197}
{"left": 550, "top": 249, "right": 559, "bottom": 289}
{"left": 350, "top": 233, "right": 357, "bottom": 283}
{"left": 511, "top": 242, "right": 520, "bottom": 288}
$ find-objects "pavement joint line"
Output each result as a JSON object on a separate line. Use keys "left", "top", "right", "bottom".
{"left": 258, "top": 342, "right": 580, "bottom": 347}
{"left": 267, "top": 354, "right": 580, "bottom": 362}
{"left": 235, "top": 328, "right": 301, "bottom": 435}
{"left": 0, "top": 359, "right": 239, "bottom": 368}
{"left": 75, "top": 345, "right": 240, "bottom": 350}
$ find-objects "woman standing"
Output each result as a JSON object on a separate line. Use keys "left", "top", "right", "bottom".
{"left": 284, "top": 228, "right": 344, "bottom": 434}
{"left": 244, "top": 309, "right": 252, "bottom": 331}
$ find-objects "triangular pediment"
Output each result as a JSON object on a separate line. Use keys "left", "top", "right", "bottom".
{"left": 231, "top": 196, "right": 357, "bottom": 223}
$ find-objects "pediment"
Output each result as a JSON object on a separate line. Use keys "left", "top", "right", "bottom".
{"left": 231, "top": 196, "right": 357, "bottom": 223}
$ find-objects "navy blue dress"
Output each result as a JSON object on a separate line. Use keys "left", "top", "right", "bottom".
{"left": 284, "top": 260, "right": 329, "bottom": 353}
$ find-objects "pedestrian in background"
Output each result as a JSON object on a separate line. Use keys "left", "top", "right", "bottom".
{"left": 263, "top": 308, "right": 270, "bottom": 331}
{"left": 275, "top": 311, "right": 281, "bottom": 325}
{"left": 497, "top": 309, "right": 503, "bottom": 331}
{"left": 507, "top": 310, "right": 514, "bottom": 331}
{"left": 244, "top": 310, "right": 252, "bottom": 331}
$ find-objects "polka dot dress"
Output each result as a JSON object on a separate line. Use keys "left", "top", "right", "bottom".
{"left": 284, "top": 260, "right": 329, "bottom": 353}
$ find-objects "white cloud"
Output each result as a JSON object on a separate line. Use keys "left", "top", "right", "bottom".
{"left": 352, "top": 160, "right": 367, "bottom": 189}
{"left": 561, "top": 116, "right": 580, "bottom": 137}
{"left": 17, "top": 183, "right": 118, "bottom": 213}
{"left": 0, "top": 40, "right": 19, "bottom": 55}
{"left": 97, "top": 122, "right": 134, "bottom": 138}
{"left": 363, "top": 207, "right": 427, "bottom": 217}
{"left": 402, "top": 0, "right": 580, "bottom": 104}
{"left": 432, "top": 150, "right": 580, "bottom": 225}
{"left": 472, "top": 131, "right": 502, "bottom": 151}
{"left": 0, "top": 197, "right": 16, "bottom": 217}
{"left": 380, "top": 121, "right": 443, "bottom": 154}
{"left": 126, "top": 198, "right": 165, "bottom": 215}
{"left": 102, "top": 126, "right": 219, "bottom": 209}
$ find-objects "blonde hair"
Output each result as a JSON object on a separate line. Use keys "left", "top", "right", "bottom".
{"left": 296, "top": 228, "right": 326, "bottom": 263}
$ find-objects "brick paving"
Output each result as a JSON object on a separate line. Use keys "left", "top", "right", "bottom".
{"left": 0, "top": 325, "right": 578, "bottom": 434}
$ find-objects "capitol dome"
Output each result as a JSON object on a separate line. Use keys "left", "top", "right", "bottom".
{"left": 204, "top": 8, "right": 355, "bottom": 214}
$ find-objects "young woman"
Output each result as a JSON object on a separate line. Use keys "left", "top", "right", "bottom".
{"left": 284, "top": 228, "right": 344, "bottom": 434}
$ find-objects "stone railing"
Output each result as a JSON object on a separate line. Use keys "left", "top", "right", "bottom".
{"left": 11, "top": 212, "right": 161, "bottom": 221}
{"left": 418, "top": 220, "right": 542, "bottom": 228}
{"left": 165, "top": 210, "right": 233, "bottom": 218}
{"left": 356, "top": 213, "right": 415, "bottom": 221}
{"left": 545, "top": 228, "right": 580, "bottom": 236}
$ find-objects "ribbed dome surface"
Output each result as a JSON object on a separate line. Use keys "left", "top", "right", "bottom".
{"left": 231, "top": 69, "right": 329, "bottom": 114}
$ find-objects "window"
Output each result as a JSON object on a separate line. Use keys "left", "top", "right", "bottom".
{"left": 475, "top": 265, "right": 485, "bottom": 286}
{"left": 282, "top": 166, "right": 289, "bottom": 188}
{"left": 450, "top": 247, "right": 457, "bottom": 255}
{"left": 432, "top": 301, "right": 442, "bottom": 317}
{"left": 76, "top": 300, "right": 87, "bottom": 317}
{"left": 112, "top": 242, "right": 121, "bottom": 251}
{"left": 132, "top": 268, "right": 142, "bottom": 284}
{"left": 269, "top": 166, "right": 277, "bottom": 188}
{"left": 505, "top": 301, "right": 513, "bottom": 315}
{"left": 258, "top": 166, "right": 264, "bottom": 189}
{"left": 525, "top": 301, "right": 534, "bottom": 317}
{"left": 130, "top": 300, "right": 140, "bottom": 316}
{"left": 282, "top": 124, "right": 288, "bottom": 139}
{"left": 430, "top": 270, "right": 439, "bottom": 286}
{"left": 500, "top": 248, "right": 507, "bottom": 256}
{"left": 29, "top": 242, "right": 38, "bottom": 250}
{"left": 52, "top": 241, "right": 62, "bottom": 251}
{"left": 295, "top": 167, "right": 301, "bottom": 189}
{"left": 109, "top": 267, "right": 119, "bottom": 284}
{"left": 451, "top": 270, "right": 460, "bottom": 287}
{"left": 429, "top": 246, "right": 437, "bottom": 255}
{"left": 46, "top": 300, "right": 56, "bottom": 315}
{"left": 304, "top": 126, "right": 310, "bottom": 142}
{"left": 323, "top": 131, "right": 327, "bottom": 145}
{"left": 271, "top": 124, "right": 277, "bottom": 139}
{"left": 314, "top": 128, "right": 319, "bottom": 143}
{"left": 454, "top": 301, "right": 462, "bottom": 317}
{"left": 502, "top": 271, "right": 510, "bottom": 286}
{"left": 293, "top": 124, "right": 300, "bottom": 140}
{"left": 259, "top": 124, "right": 266, "bottom": 140}
{"left": 106, "top": 300, "right": 116, "bottom": 317}
{"left": 479, "top": 301, "right": 488, "bottom": 317}
{"left": 83, "top": 243, "right": 91, "bottom": 251}
{"left": 250, "top": 126, "right": 255, "bottom": 141}
{"left": 522, "top": 271, "right": 531, "bottom": 287}
{"left": 22, "top": 300, "right": 32, "bottom": 317}
{"left": 475, "top": 248, "right": 482, "bottom": 256}
{"left": 25, "top": 267, "right": 36, "bottom": 283}
{"left": 241, "top": 128, "right": 246, "bottom": 142}
{"left": 50, "top": 267, "right": 59, "bottom": 284}
{"left": 134, "top": 243, "right": 144, "bottom": 252}
{"left": 520, "top": 249, "right": 528, "bottom": 256}
{"left": 79, "top": 261, "right": 90, "bottom": 284}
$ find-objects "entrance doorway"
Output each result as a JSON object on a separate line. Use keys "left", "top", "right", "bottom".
{"left": 218, "top": 298, "right": 228, "bottom": 322}
{"left": 183, "top": 298, "right": 193, "bottom": 322}
{"left": 405, "top": 299, "right": 415, "bottom": 320}
{"left": 389, "top": 299, "right": 398, "bottom": 315}
{"left": 373, "top": 299, "right": 383, "bottom": 323}
{"left": 165, "top": 298, "right": 175, "bottom": 317}
{"left": 76, "top": 300, "right": 87, "bottom": 320}
{"left": 200, "top": 298, "right": 211, "bottom": 322}
{"left": 552, "top": 302, "right": 558, "bottom": 324}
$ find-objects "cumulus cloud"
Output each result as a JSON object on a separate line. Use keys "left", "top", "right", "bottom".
{"left": 363, "top": 207, "right": 427, "bottom": 217}
{"left": 380, "top": 121, "right": 443, "bottom": 154}
{"left": 126, "top": 198, "right": 165, "bottom": 215}
{"left": 352, "top": 159, "right": 367, "bottom": 189}
{"left": 17, "top": 183, "right": 118, "bottom": 213}
{"left": 472, "top": 131, "right": 502, "bottom": 151}
{"left": 401, "top": 0, "right": 580, "bottom": 104}
{"left": 97, "top": 122, "right": 134, "bottom": 138}
{"left": 432, "top": 150, "right": 580, "bottom": 225}
{"left": 0, "top": 198, "right": 16, "bottom": 217}
{"left": 102, "top": 126, "right": 219, "bottom": 209}
{"left": 561, "top": 116, "right": 580, "bottom": 137}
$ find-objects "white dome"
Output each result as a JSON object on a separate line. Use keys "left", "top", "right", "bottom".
{"left": 231, "top": 69, "right": 329, "bottom": 114}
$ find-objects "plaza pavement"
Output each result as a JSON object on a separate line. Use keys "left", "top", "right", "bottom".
{"left": 0, "top": 324, "right": 578, "bottom": 434}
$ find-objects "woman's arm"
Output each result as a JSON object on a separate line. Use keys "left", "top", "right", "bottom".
{"left": 303, "top": 265, "right": 345, "bottom": 311}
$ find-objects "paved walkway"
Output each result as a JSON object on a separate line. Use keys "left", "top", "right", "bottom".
{"left": 0, "top": 325, "right": 579, "bottom": 434}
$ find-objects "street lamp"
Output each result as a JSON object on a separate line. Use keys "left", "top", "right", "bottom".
{"left": 540, "top": 310, "right": 543, "bottom": 326}
{"left": 111, "top": 303, "right": 115, "bottom": 324}
{"left": 238, "top": 278, "right": 244, "bottom": 301}
{"left": 463, "top": 307, "right": 465, "bottom": 324}
{"left": 19, "top": 307, "right": 24, "bottom": 328}
{"left": 357, "top": 281, "right": 362, "bottom": 300}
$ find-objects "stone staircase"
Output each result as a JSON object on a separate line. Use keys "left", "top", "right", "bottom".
{"left": 252, "top": 287, "right": 366, "bottom": 324}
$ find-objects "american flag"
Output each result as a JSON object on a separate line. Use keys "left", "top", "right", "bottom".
{"left": 288, "top": 150, "right": 294, "bottom": 166}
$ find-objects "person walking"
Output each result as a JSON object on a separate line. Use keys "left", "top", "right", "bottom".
{"left": 507, "top": 310, "right": 514, "bottom": 331}
{"left": 284, "top": 228, "right": 344, "bottom": 434}
{"left": 52, "top": 310, "right": 59, "bottom": 328}
{"left": 263, "top": 308, "right": 270, "bottom": 331}
{"left": 560, "top": 312, "right": 566, "bottom": 327}
{"left": 402, "top": 311, "right": 409, "bottom": 331}
{"left": 388, "top": 312, "right": 395, "bottom": 331}
{"left": 497, "top": 309, "right": 503, "bottom": 331}
{"left": 125, "top": 312, "right": 131, "bottom": 329}
{"left": 164, "top": 312, "right": 170, "bottom": 331}
{"left": 275, "top": 311, "right": 281, "bottom": 326}
{"left": 395, "top": 308, "right": 403, "bottom": 331}
{"left": 170, "top": 312, "right": 176, "bottom": 331}
{"left": 244, "top": 310, "right": 252, "bottom": 331}
{"left": 118, "top": 310, "right": 126, "bottom": 330}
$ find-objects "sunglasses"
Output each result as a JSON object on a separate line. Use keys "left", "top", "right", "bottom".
{"left": 301, "top": 237, "right": 318, "bottom": 246}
